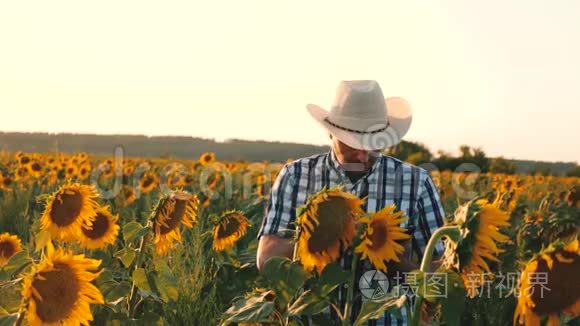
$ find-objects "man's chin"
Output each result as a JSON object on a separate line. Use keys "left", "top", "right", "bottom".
{"left": 341, "top": 162, "right": 372, "bottom": 172}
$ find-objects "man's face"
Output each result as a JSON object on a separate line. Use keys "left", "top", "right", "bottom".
{"left": 330, "top": 134, "right": 380, "bottom": 173}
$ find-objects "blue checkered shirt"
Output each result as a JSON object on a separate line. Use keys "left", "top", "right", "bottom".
{"left": 258, "top": 150, "right": 445, "bottom": 326}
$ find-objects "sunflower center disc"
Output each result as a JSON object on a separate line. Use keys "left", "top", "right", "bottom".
{"left": 142, "top": 177, "right": 154, "bottom": 188}
{"left": 82, "top": 213, "right": 110, "bottom": 239}
{"left": 0, "top": 241, "right": 15, "bottom": 259}
{"left": 368, "top": 220, "right": 388, "bottom": 251}
{"left": 50, "top": 190, "right": 83, "bottom": 227}
{"left": 217, "top": 214, "right": 241, "bottom": 238}
{"left": 159, "top": 199, "right": 186, "bottom": 235}
{"left": 531, "top": 252, "right": 580, "bottom": 314}
{"left": 307, "top": 197, "right": 350, "bottom": 253}
{"left": 32, "top": 263, "right": 81, "bottom": 323}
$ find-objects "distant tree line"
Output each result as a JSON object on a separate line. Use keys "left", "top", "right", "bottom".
{"left": 386, "top": 141, "right": 577, "bottom": 176}
{"left": 0, "top": 132, "right": 577, "bottom": 176}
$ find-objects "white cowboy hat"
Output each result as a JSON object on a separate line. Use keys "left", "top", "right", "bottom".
{"left": 306, "top": 80, "right": 413, "bottom": 151}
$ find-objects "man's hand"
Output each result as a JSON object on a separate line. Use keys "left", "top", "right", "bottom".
{"left": 256, "top": 234, "right": 294, "bottom": 272}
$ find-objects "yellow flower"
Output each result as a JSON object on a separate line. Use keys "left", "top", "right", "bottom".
{"left": 297, "top": 187, "right": 364, "bottom": 273}
{"left": 78, "top": 206, "right": 120, "bottom": 250}
{"left": 139, "top": 172, "right": 158, "bottom": 194}
{"left": 78, "top": 163, "right": 92, "bottom": 180}
{"left": 98, "top": 161, "right": 114, "bottom": 179}
{"left": 0, "top": 233, "right": 22, "bottom": 266}
{"left": 199, "top": 152, "right": 215, "bottom": 166}
{"left": 19, "top": 154, "right": 32, "bottom": 166}
{"left": 21, "top": 248, "right": 104, "bottom": 326}
{"left": 64, "top": 164, "right": 78, "bottom": 180}
{"left": 123, "top": 187, "right": 137, "bottom": 206}
{"left": 1, "top": 174, "right": 13, "bottom": 189}
{"left": 152, "top": 190, "right": 199, "bottom": 255}
{"left": 355, "top": 205, "right": 411, "bottom": 272}
{"left": 514, "top": 239, "right": 580, "bottom": 326}
{"left": 28, "top": 161, "right": 43, "bottom": 178}
{"left": 213, "top": 211, "right": 250, "bottom": 251}
{"left": 444, "top": 199, "right": 510, "bottom": 298}
{"left": 40, "top": 184, "right": 100, "bottom": 241}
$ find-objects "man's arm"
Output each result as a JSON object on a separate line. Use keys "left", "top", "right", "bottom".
{"left": 255, "top": 163, "right": 297, "bottom": 272}
{"left": 256, "top": 234, "right": 294, "bottom": 271}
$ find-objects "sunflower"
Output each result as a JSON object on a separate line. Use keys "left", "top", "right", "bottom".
{"left": 78, "top": 163, "right": 92, "bottom": 180}
{"left": 0, "top": 233, "right": 22, "bottom": 266}
{"left": 199, "top": 152, "right": 215, "bottom": 166}
{"left": 15, "top": 166, "right": 29, "bottom": 181}
{"left": 355, "top": 205, "right": 411, "bottom": 272}
{"left": 40, "top": 184, "right": 100, "bottom": 240}
{"left": 28, "top": 161, "right": 43, "bottom": 178}
{"left": 213, "top": 211, "right": 251, "bottom": 251}
{"left": 19, "top": 155, "right": 31, "bottom": 166}
{"left": 152, "top": 190, "right": 199, "bottom": 255}
{"left": 443, "top": 198, "right": 510, "bottom": 298}
{"left": 78, "top": 206, "right": 120, "bottom": 250}
{"left": 98, "top": 161, "right": 114, "bottom": 179}
{"left": 167, "top": 172, "right": 187, "bottom": 188}
{"left": 256, "top": 175, "right": 266, "bottom": 186}
{"left": 21, "top": 248, "right": 104, "bottom": 326}
{"left": 123, "top": 163, "right": 135, "bottom": 177}
{"left": 296, "top": 187, "right": 365, "bottom": 273}
{"left": 514, "top": 239, "right": 580, "bottom": 326}
{"left": 123, "top": 187, "right": 137, "bottom": 206}
{"left": 77, "top": 152, "right": 88, "bottom": 163}
{"left": 1, "top": 174, "right": 13, "bottom": 189}
{"left": 139, "top": 172, "right": 158, "bottom": 194}
{"left": 64, "top": 164, "right": 78, "bottom": 180}
{"left": 206, "top": 171, "right": 220, "bottom": 190}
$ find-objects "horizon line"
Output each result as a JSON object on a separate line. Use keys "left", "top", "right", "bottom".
{"left": 0, "top": 129, "right": 577, "bottom": 165}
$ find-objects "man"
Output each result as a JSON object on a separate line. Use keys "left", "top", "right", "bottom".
{"left": 257, "top": 80, "right": 445, "bottom": 325}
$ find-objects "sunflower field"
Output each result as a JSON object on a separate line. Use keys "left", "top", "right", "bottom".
{"left": 0, "top": 150, "right": 578, "bottom": 326}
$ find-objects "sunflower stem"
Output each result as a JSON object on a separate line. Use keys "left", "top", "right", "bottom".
{"left": 409, "top": 226, "right": 460, "bottom": 326}
{"left": 128, "top": 231, "right": 149, "bottom": 319}
{"left": 284, "top": 236, "right": 299, "bottom": 326}
{"left": 14, "top": 304, "right": 26, "bottom": 326}
{"left": 342, "top": 251, "right": 360, "bottom": 326}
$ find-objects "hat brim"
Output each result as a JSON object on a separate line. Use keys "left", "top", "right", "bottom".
{"left": 306, "top": 97, "right": 412, "bottom": 151}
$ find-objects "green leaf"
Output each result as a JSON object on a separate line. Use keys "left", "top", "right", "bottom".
{"left": 104, "top": 281, "right": 132, "bottom": 305}
{"left": 115, "top": 248, "right": 137, "bottom": 268}
{"left": 220, "top": 291, "right": 276, "bottom": 325}
{"left": 317, "top": 262, "right": 351, "bottom": 296}
{"left": 0, "top": 307, "right": 9, "bottom": 316}
{"left": 438, "top": 271, "right": 467, "bottom": 326}
{"left": 0, "top": 314, "right": 17, "bottom": 326}
{"left": 354, "top": 295, "right": 406, "bottom": 326}
{"left": 0, "top": 250, "right": 31, "bottom": 278}
{"left": 123, "top": 222, "right": 149, "bottom": 243}
{"left": 132, "top": 268, "right": 153, "bottom": 296}
{"left": 152, "top": 259, "right": 179, "bottom": 302}
{"left": 287, "top": 289, "right": 329, "bottom": 316}
{"left": 262, "top": 257, "right": 310, "bottom": 307}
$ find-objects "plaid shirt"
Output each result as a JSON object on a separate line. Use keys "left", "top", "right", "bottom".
{"left": 258, "top": 150, "right": 445, "bottom": 326}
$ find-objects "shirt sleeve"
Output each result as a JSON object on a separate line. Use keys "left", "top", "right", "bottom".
{"left": 412, "top": 171, "right": 446, "bottom": 259}
{"left": 257, "top": 163, "right": 298, "bottom": 239}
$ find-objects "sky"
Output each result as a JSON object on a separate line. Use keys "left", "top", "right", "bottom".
{"left": 1, "top": 1, "right": 579, "bottom": 163}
